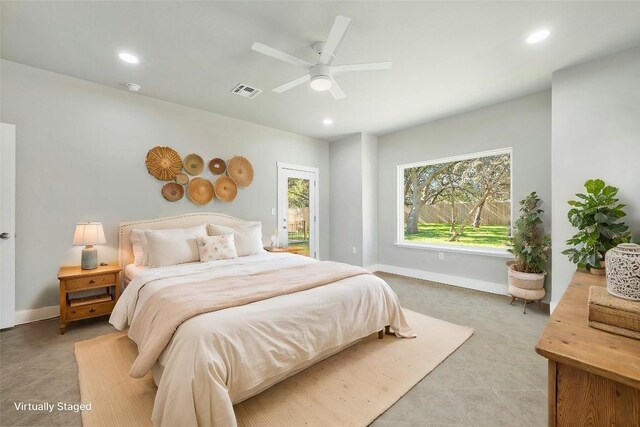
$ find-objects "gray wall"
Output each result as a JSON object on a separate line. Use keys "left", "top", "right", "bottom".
{"left": 377, "top": 91, "right": 552, "bottom": 295}
{"left": 0, "top": 60, "right": 330, "bottom": 311}
{"left": 361, "top": 133, "right": 378, "bottom": 267}
{"left": 329, "top": 132, "right": 379, "bottom": 267}
{"left": 551, "top": 47, "right": 640, "bottom": 308}
{"left": 329, "top": 134, "right": 363, "bottom": 265}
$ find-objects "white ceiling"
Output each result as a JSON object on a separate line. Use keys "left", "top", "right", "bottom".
{"left": 2, "top": 1, "right": 640, "bottom": 141}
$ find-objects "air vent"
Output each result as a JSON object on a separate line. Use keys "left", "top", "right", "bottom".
{"left": 231, "top": 83, "right": 262, "bottom": 99}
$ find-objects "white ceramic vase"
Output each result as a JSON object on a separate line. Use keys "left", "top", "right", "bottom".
{"left": 605, "top": 243, "right": 640, "bottom": 300}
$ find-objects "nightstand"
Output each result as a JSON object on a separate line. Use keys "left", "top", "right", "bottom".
{"left": 58, "top": 264, "right": 121, "bottom": 334}
{"left": 264, "top": 246, "right": 305, "bottom": 255}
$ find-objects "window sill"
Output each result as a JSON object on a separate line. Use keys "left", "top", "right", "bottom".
{"left": 394, "top": 242, "right": 514, "bottom": 258}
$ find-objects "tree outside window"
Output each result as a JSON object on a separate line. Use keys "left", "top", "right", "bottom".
{"left": 401, "top": 149, "right": 511, "bottom": 249}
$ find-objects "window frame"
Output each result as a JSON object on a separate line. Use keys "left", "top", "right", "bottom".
{"left": 396, "top": 147, "right": 514, "bottom": 258}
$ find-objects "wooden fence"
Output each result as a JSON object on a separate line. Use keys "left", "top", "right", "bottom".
{"left": 288, "top": 208, "right": 309, "bottom": 240}
{"left": 406, "top": 201, "right": 511, "bottom": 226}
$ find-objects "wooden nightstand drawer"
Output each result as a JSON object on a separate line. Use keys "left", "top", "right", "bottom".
{"left": 66, "top": 273, "right": 116, "bottom": 291}
{"left": 66, "top": 300, "right": 116, "bottom": 321}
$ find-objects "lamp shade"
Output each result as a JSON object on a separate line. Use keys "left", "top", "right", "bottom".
{"left": 72, "top": 222, "right": 106, "bottom": 246}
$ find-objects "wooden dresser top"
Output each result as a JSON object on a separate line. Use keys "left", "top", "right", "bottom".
{"left": 535, "top": 271, "right": 640, "bottom": 389}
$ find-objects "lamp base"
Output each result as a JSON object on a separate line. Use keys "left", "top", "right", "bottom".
{"left": 81, "top": 246, "right": 98, "bottom": 270}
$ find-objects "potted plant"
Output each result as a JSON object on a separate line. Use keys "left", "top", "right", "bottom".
{"left": 562, "top": 179, "right": 630, "bottom": 275}
{"left": 507, "top": 192, "right": 551, "bottom": 292}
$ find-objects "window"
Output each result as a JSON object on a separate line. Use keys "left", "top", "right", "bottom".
{"left": 397, "top": 148, "right": 512, "bottom": 254}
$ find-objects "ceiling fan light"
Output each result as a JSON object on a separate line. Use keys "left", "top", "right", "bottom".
{"left": 310, "top": 76, "right": 332, "bottom": 91}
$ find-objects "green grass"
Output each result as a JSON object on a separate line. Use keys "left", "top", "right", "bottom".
{"left": 404, "top": 223, "right": 510, "bottom": 248}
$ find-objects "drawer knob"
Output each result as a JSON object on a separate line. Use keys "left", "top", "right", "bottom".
{"left": 89, "top": 308, "right": 96, "bottom": 313}
{"left": 71, "top": 311, "right": 76, "bottom": 314}
{"left": 89, "top": 280, "right": 95, "bottom": 284}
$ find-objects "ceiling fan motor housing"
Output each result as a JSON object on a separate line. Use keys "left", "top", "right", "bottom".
{"left": 310, "top": 64, "right": 333, "bottom": 91}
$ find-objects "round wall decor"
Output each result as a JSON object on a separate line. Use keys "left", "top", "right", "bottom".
{"left": 175, "top": 173, "right": 189, "bottom": 185}
{"left": 162, "top": 182, "right": 184, "bottom": 202}
{"left": 145, "top": 146, "right": 183, "bottom": 181}
{"left": 183, "top": 153, "right": 205, "bottom": 175}
{"left": 214, "top": 176, "right": 238, "bottom": 202}
{"left": 227, "top": 156, "right": 254, "bottom": 187}
{"left": 209, "top": 158, "right": 227, "bottom": 175}
{"left": 187, "top": 177, "right": 215, "bottom": 205}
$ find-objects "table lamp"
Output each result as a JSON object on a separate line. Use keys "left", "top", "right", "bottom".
{"left": 72, "top": 222, "right": 106, "bottom": 270}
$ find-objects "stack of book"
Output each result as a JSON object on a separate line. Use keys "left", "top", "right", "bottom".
{"left": 588, "top": 286, "right": 640, "bottom": 339}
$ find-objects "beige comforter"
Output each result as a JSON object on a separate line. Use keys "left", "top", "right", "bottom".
{"left": 128, "top": 261, "right": 372, "bottom": 378}
{"left": 110, "top": 253, "right": 415, "bottom": 427}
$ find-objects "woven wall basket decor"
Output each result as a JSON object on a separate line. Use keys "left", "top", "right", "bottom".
{"left": 187, "top": 177, "right": 215, "bottom": 205}
{"left": 209, "top": 158, "right": 227, "bottom": 175}
{"left": 175, "top": 173, "right": 189, "bottom": 185}
{"left": 183, "top": 154, "right": 205, "bottom": 175}
{"left": 214, "top": 176, "right": 238, "bottom": 202}
{"left": 146, "top": 146, "right": 183, "bottom": 181}
{"left": 227, "top": 156, "right": 254, "bottom": 187}
{"left": 161, "top": 182, "right": 184, "bottom": 202}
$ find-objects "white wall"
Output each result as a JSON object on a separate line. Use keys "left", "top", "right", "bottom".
{"left": 377, "top": 91, "right": 552, "bottom": 296}
{"left": 361, "top": 133, "right": 378, "bottom": 268}
{"left": 329, "top": 134, "right": 363, "bottom": 265}
{"left": 0, "top": 60, "right": 330, "bottom": 312}
{"left": 551, "top": 47, "right": 640, "bottom": 309}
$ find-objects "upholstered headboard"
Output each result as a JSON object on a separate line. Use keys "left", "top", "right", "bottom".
{"left": 118, "top": 212, "right": 255, "bottom": 268}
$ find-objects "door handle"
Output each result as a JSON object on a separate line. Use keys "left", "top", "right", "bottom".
{"left": 0, "top": 233, "right": 10, "bottom": 240}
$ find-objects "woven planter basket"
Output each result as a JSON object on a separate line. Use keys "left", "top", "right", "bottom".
{"left": 508, "top": 265, "right": 545, "bottom": 291}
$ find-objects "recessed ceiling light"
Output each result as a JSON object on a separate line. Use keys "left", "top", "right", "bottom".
{"left": 118, "top": 52, "right": 139, "bottom": 64}
{"left": 526, "top": 29, "right": 550, "bottom": 44}
{"left": 126, "top": 83, "right": 141, "bottom": 92}
{"left": 323, "top": 118, "right": 333, "bottom": 125}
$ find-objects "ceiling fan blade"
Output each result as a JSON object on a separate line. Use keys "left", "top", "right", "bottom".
{"left": 328, "top": 78, "right": 346, "bottom": 100}
{"left": 273, "top": 74, "right": 311, "bottom": 93}
{"left": 319, "top": 15, "right": 352, "bottom": 65}
{"left": 332, "top": 62, "right": 392, "bottom": 74}
{"left": 251, "top": 42, "right": 313, "bottom": 69}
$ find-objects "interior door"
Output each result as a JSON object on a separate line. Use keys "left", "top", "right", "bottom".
{"left": 277, "top": 163, "right": 319, "bottom": 259}
{"left": 1, "top": 123, "right": 16, "bottom": 328}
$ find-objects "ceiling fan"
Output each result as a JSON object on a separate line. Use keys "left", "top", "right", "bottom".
{"left": 251, "top": 15, "right": 392, "bottom": 100}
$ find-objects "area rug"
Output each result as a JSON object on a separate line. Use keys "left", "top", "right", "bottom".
{"left": 75, "top": 309, "right": 473, "bottom": 427}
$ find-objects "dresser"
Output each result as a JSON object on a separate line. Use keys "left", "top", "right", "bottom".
{"left": 535, "top": 271, "right": 640, "bottom": 426}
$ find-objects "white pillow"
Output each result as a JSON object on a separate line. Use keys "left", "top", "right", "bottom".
{"left": 130, "top": 229, "right": 151, "bottom": 266}
{"left": 197, "top": 234, "right": 238, "bottom": 262}
{"left": 207, "top": 222, "right": 264, "bottom": 257}
{"left": 145, "top": 225, "right": 208, "bottom": 267}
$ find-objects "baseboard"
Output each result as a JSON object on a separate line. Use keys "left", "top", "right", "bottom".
{"left": 364, "top": 264, "right": 381, "bottom": 272}
{"left": 14, "top": 305, "right": 58, "bottom": 325}
{"left": 370, "top": 264, "right": 507, "bottom": 296}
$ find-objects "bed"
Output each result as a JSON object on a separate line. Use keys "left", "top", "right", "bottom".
{"left": 110, "top": 212, "right": 415, "bottom": 427}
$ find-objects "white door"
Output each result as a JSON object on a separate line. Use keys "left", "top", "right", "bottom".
{"left": 0, "top": 123, "right": 16, "bottom": 328}
{"left": 277, "top": 163, "right": 319, "bottom": 259}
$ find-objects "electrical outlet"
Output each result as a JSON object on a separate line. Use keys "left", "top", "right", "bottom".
{"left": 352, "top": 247, "right": 357, "bottom": 254}
{"left": 438, "top": 252, "right": 444, "bottom": 261}
{"left": 271, "top": 208, "right": 276, "bottom": 215}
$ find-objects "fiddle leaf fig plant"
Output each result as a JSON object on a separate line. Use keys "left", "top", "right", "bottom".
{"left": 508, "top": 192, "right": 551, "bottom": 274}
{"left": 561, "top": 179, "right": 631, "bottom": 270}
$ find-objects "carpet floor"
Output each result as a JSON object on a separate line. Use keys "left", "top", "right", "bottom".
{"left": 74, "top": 309, "right": 472, "bottom": 427}
{"left": 0, "top": 272, "right": 549, "bottom": 426}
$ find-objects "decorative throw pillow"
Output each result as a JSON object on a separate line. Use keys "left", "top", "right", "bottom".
{"left": 207, "top": 222, "right": 264, "bottom": 257}
{"left": 197, "top": 235, "right": 238, "bottom": 262}
{"left": 130, "top": 229, "right": 151, "bottom": 266}
{"left": 145, "top": 224, "right": 208, "bottom": 267}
